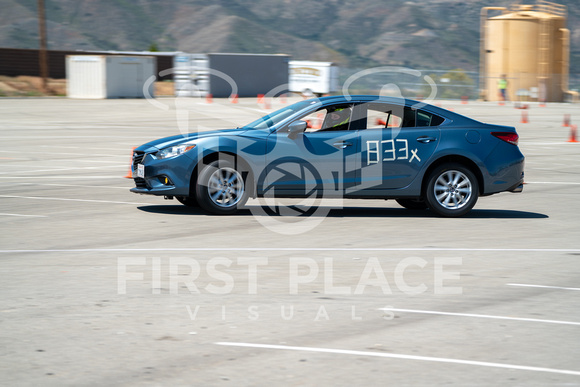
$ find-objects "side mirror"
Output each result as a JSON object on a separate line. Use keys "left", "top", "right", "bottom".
{"left": 288, "top": 120, "right": 307, "bottom": 140}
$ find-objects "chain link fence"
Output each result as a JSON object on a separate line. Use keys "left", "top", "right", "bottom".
{"left": 339, "top": 67, "right": 580, "bottom": 102}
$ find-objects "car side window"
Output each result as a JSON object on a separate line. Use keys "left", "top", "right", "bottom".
{"left": 301, "top": 103, "right": 445, "bottom": 133}
{"left": 376, "top": 106, "right": 445, "bottom": 128}
{"left": 427, "top": 111, "right": 445, "bottom": 126}
{"left": 411, "top": 109, "right": 445, "bottom": 127}
{"left": 363, "top": 103, "right": 403, "bottom": 130}
{"left": 301, "top": 109, "right": 327, "bottom": 132}
{"left": 367, "top": 108, "right": 402, "bottom": 129}
{"left": 301, "top": 104, "right": 354, "bottom": 133}
{"left": 416, "top": 110, "right": 444, "bottom": 127}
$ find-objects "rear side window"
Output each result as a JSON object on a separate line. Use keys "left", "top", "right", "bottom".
{"left": 360, "top": 103, "right": 445, "bottom": 129}
{"left": 417, "top": 110, "right": 445, "bottom": 127}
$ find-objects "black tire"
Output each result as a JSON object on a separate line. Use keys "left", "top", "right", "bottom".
{"left": 425, "top": 163, "right": 479, "bottom": 217}
{"left": 396, "top": 198, "right": 428, "bottom": 210}
{"left": 176, "top": 196, "right": 199, "bottom": 207}
{"left": 196, "top": 159, "right": 248, "bottom": 215}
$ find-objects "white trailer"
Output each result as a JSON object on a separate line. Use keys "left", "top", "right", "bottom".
{"left": 288, "top": 60, "right": 339, "bottom": 96}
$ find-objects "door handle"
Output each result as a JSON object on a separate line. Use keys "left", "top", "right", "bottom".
{"left": 417, "top": 136, "right": 436, "bottom": 143}
{"left": 333, "top": 141, "right": 353, "bottom": 149}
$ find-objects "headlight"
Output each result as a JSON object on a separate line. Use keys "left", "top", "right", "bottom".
{"left": 155, "top": 144, "right": 196, "bottom": 159}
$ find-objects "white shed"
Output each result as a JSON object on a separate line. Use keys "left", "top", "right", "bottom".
{"left": 66, "top": 55, "right": 156, "bottom": 99}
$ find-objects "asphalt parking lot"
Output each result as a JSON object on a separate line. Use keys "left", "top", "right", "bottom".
{"left": 1, "top": 96, "right": 579, "bottom": 386}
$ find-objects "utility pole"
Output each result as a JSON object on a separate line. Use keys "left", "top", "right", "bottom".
{"left": 38, "top": 0, "right": 49, "bottom": 93}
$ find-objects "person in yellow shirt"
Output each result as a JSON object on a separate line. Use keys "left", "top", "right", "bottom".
{"left": 498, "top": 74, "right": 508, "bottom": 102}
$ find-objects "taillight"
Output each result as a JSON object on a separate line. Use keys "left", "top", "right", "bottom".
{"left": 492, "top": 132, "right": 519, "bottom": 145}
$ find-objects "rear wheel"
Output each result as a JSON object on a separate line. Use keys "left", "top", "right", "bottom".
{"left": 396, "top": 198, "right": 428, "bottom": 210}
{"left": 196, "top": 159, "right": 248, "bottom": 215}
{"left": 425, "top": 163, "right": 479, "bottom": 217}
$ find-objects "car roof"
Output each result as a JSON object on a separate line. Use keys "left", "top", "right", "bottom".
{"left": 314, "top": 95, "right": 482, "bottom": 126}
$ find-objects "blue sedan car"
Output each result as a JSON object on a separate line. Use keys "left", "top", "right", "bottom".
{"left": 130, "top": 96, "right": 524, "bottom": 217}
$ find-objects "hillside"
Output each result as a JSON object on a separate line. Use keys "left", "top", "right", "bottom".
{"left": 0, "top": 0, "right": 578, "bottom": 72}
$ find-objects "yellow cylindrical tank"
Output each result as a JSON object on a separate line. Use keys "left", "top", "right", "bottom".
{"left": 482, "top": 2, "right": 568, "bottom": 102}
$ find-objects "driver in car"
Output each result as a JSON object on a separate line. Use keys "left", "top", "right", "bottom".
{"left": 322, "top": 108, "right": 351, "bottom": 131}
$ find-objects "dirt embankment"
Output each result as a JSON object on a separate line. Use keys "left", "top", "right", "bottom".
{"left": 0, "top": 76, "right": 174, "bottom": 97}
{"left": 0, "top": 76, "right": 66, "bottom": 96}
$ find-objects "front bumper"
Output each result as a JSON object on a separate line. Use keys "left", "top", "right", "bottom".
{"left": 508, "top": 182, "right": 524, "bottom": 193}
{"left": 129, "top": 150, "right": 195, "bottom": 197}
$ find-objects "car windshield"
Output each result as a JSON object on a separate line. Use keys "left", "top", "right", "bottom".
{"left": 243, "top": 100, "right": 320, "bottom": 130}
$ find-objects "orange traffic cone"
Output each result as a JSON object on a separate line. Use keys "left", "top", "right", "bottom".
{"left": 521, "top": 111, "right": 529, "bottom": 124}
{"left": 563, "top": 114, "right": 571, "bottom": 127}
{"left": 514, "top": 101, "right": 528, "bottom": 109}
{"left": 257, "top": 94, "right": 264, "bottom": 104}
{"left": 568, "top": 125, "right": 578, "bottom": 143}
{"left": 206, "top": 93, "right": 213, "bottom": 104}
{"left": 461, "top": 96, "right": 468, "bottom": 104}
{"left": 231, "top": 94, "right": 239, "bottom": 104}
{"left": 125, "top": 147, "right": 136, "bottom": 178}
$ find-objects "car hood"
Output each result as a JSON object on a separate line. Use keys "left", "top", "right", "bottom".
{"left": 136, "top": 128, "right": 250, "bottom": 152}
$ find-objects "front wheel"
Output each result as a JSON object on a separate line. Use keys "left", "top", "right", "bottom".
{"left": 196, "top": 159, "right": 248, "bottom": 215}
{"left": 425, "top": 163, "right": 479, "bottom": 217}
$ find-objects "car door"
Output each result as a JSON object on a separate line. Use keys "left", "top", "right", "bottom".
{"left": 355, "top": 102, "right": 441, "bottom": 192}
{"left": 261, "top": 103, "right": 359, "bottom": 196}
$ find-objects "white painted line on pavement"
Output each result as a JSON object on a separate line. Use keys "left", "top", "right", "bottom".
{"left": 507, "top": 283, "right": 580, "bottom": 291}
{"left": 526, "top": 181, "right": 580, "bottom": 185}
{"left": 1, "top": 160, "right": 123, "bottom": 166}
{"left": 11, "top": 182, "right": 129, "bottom": 190}
{"left": 523, "top": 142, "right": 580, "bottom": 146}
{"left": 215, "top": 342, "right": 580, "bottom": 376}
{"left": 0, "top": 247, "right": 579, "bottom": 254}
{"left": 0, "top": 213, "right": 48, "bottom": 218}
{"left": 50, "top": 159, "right": 124, "bottom": 164}
{"left": 378, "top": 307, "right": 580, "bottom": 326}
{"left": 40, "top": 145, "right": 133, "bottom": 152}
{"left": 0, "top": 176, "right": 123, "bottom": 179}
{"left": 0, "top": 165, "right": 125, "bottom": 175}
{"left": 0, "top": 150, "right": 126, "bottom": 157}
{"left": 2, "top": 136, "right": 140, "bottom": 139}
{"left": 0, "top": 194, "right": 152, "bottom": 206}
